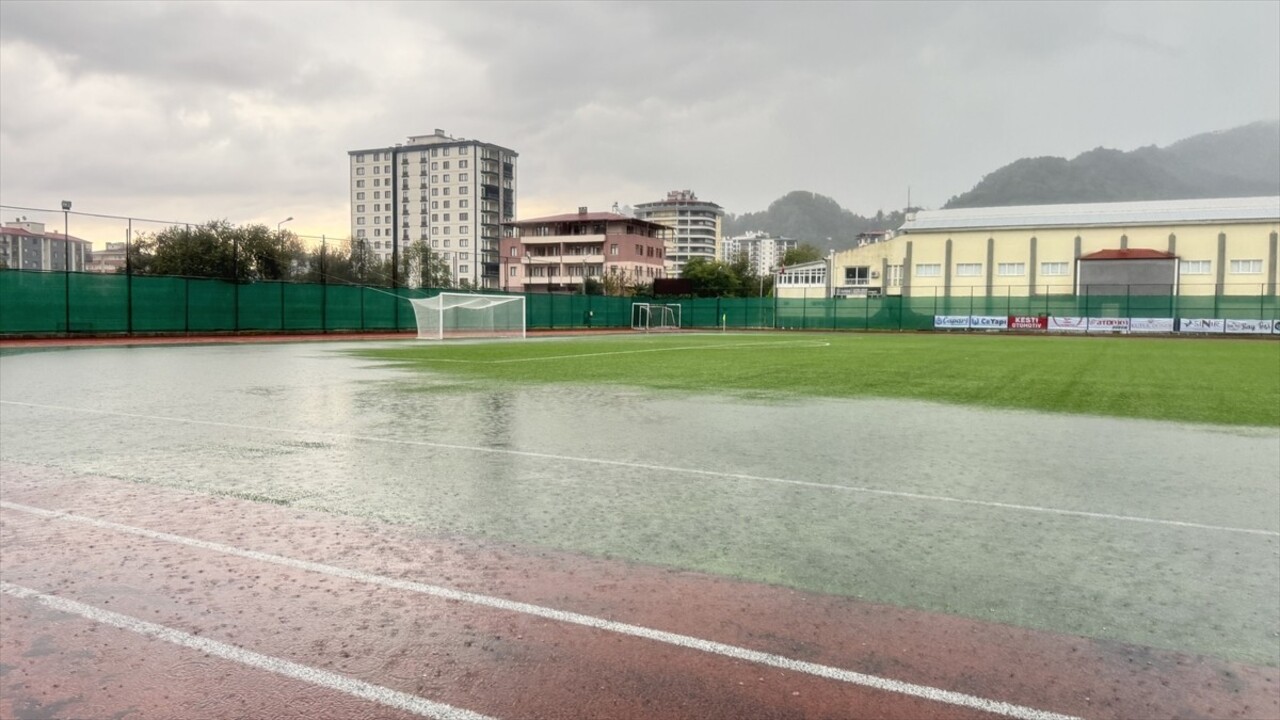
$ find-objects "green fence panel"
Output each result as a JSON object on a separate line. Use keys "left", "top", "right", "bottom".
{"left": 324, "top": 285, "right": 363, "bottom": 331}
{"left": 361, "top": 287, "right": 397, "bottom": 330}
{"left": 0, "top": 270, "right": 65, "bottom": 333}
{"left": 283, "top": 284, "right": 324, "bottom": 331}
{"left": 186, "top": 278, "right": 236, "bottom": 332}
{"left": 237, "top": 282, "right": 284, "bottom": 332}
{"left": 69, "top": 272, "right": 128, "bottom": 333}
{"left": 129, "top": 276, "right": 187, "bottom": 332}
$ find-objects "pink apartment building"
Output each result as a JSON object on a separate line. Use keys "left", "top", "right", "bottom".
{"left": 500, "top": 209, "right": 669, "bottom": 293}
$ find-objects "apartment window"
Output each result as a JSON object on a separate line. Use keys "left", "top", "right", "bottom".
{"left": 509, "top": 266, "right": 518, "bottom": 277}
{"left": 1230, "top": 259, "right": 1263, "bottom": 274}
{"left": 636, "top": 244, "right": 643, "bottom": 254}
{"left": 373, "top": 179, "right": 380, "bottom": 187}
{"left": 1041, "top": 262, "right": 1069, "bottom": 276}
{"left": 459, "top": 186, "right": 468, "bottom": 194}
{"left": 460, "top": 239, "right": 469, "bottom": 247}
{"left": 459, "top": 212, "right": 469, "bottom": 221}
{"left": 356, "top": 218, "right": 366, "bottom": 225}
{"left": 610, "top": 243, "right": 619, "bottom": 256}
{"left": 356, "top": 167, "right": 365, "bottom": 176}
{"left": 1180, "top": 260, "right": 1212, "bottom": 275}
{"left": 443, "top": 213, "right": 450, "bottom": 222}
{"left": 373, "top": 204, "right": 381, "bottom": 212}
{"left": 443, "top": 227, "right": 450, "bottom": 235}
{"left": 459, "top": 160, "right": 468, "bottom": 169}
{"left": 443, "top": 161, "right": 450, "bottom": 170}
{"left": 956, "top": 263, "right": 983, "bottom": 277}
{"left": 915, "top": 263, "right": 941, "bottom": 277}
{"left": 459, "top": 173, "right": 468, "bottom": 182}
{"left": 356, "top": 192, "right": 365, "bottom": 200}
{"left": 431, "top": 175, "right": 439, "bottom": 183}
{"left": 887, "top": 264, "right": 903, "bottom": 287}
{"left": 459, "top": 200, "right": 469, "bottom": 208}
{"left": 443, "top": 239, "right": 450, "bottom": 248}
{"left": 431, "top": 148, "right": 438, "bottom": 157}
{"left": 432, "top": 188, "right": 438, "bottom": 196}
{"left": 431, "top": 214, "right": 439, "bottom": 222}
{"left": 357, "top": 154, "right": 365, "bottom": 163}
{"left": 356, "top": 204, "right": 366, "bottom": 212}
{"left": 443, "top": 188, "right": 450, "bottom": 196}
{"left": 460, "top": 252, "right": 469, "bottom": 261}
{"left": 443, "top": 148, "right": 450, "bottom": 156}
{"left": 431, "top": 239, "right": 439, "bottom": 248}
{"left": 998, "top": 262, "right": 1025, "bottom": 276}
{"left": 384, "top": 165, "right": 390, "bottom": 173}
{"left": 373, "top": 166, "right": 379, "bottom": 174}
{"left": 443, "top": 200, "right": 450, "bottom": 209}
{"left": 460, "top": 225, "right": 469, "bottom": 235}
{"left": 356, "top": 180, "right": 365, "bottom": 188}
{"left": 844, "top": 267, "right": 870, "bottom": 285}
{"left": 443, "top": 174, "right": 451, "bottom": 183}
{"left": 509, "top": 246, "right": 519, "bottom": 256}
{"left": 384, "top": 216, "right": 391, "bottom": 224}
{"left": 356, "top": 229, "right": 366, "bottom": 238}
{"left": 432, "top": 201, "right": 439, "bottom": 209}
{"left": 374, "top": 228, "right": 381, "bottom": 237}
{"left": 432, "top": 162, "right": 438, "bottom": 170}
{"left": 432, "top": 227, "right": 439, "bottom": 235}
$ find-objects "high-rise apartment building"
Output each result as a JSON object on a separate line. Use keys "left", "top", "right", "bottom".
{"left": 721, "top": 231, "right": 796, "bottom": 276}
{"left": 633, "top": 190, "right": 723, "bottom": 278}
{"left": 349, "top": 130, "right": 517, "bottom": 289}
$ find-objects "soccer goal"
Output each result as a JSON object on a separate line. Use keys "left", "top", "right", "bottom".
{"left": 408, "top": 293, "right": 526, "bottom": 340}
{"left": 631, "top": 302, "right": 681, "bottom": 331}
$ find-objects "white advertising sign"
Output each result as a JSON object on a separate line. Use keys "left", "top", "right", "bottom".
{"left": 1225, "top": 319, "right": 1275, "bottom": 335}
{"left": 969, "top": 315, "right": 1009, "bottom": 330}
{"left": 1087, "top": 317, "right": 1130, "bottom": 334}
{"left": 1178, "top": 318, "right": 1225, "bottom": 333}
{"left": 934, "top": 315, "right": 971, "bottom": 329}
{"left": 1129, "top": 318, "right": 1175, "bottom": 333}
{"left": 1047, "top": 316, "right": 1088, "bottom": 332}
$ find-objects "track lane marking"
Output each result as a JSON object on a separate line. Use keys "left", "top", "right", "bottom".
{"left": 0, "top": 580, "right": 497, "bottom": 720}
{"left": 1, "top": 500, "right": 1079, "bottom": 720}
{"left": 1, "top": 399, "right": 1274, "bottom": 537}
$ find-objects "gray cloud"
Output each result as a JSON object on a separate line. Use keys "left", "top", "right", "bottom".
{"left": 1, "top": 0, "right": 1276, "bottom": 245}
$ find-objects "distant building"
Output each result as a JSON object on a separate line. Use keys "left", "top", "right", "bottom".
{"left": 722, "top": 231, "right": 797, "bottom": 276}
{"left": 633, "top": 190, "right": 723, "bottom": 278}
{"left": 854, "top": 230, "right": 895, "bottom": 247}
{"left": 501, "top": 208, "right": 669, "bottom": 293}
{"left": 0, "top": 220, "right": 90, "bottom": 271}
{"left": 87, "top": 242, "right": 128, "bottom": 273}
{"left": 349, "top": 129, "right": 517, "bottom": 289}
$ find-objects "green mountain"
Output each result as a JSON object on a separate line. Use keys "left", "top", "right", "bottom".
{"left": 723, "top": 191, "right": 907, "bottom": 253}
{"left": 944, "top": 121, "right": 1279, "bottom": 208}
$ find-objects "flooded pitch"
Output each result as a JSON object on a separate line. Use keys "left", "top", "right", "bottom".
{"left": 1, "top": 340, "right": 1277, "bottom": 667}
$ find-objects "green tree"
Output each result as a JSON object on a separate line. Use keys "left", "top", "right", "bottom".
{"left": 781, "top": 243, "right": 823, "bottom": 267}
{"left": 680, "top": 257, "right": 743, "bottom": 298}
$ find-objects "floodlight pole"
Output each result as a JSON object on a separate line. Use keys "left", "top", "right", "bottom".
{"left": 61, "top": 200, "right": 71, "bottom": 334}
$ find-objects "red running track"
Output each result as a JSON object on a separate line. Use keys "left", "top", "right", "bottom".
{"left": 1, "top": 463, "right": 1276, "bottom": 720}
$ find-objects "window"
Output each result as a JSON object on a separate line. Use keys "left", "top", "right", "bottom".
{"left": 356, "top": 192, "right": 365, "bottom": 200}
{"left": 357, "top": 154, "right": 365, "bottom": 163}
{"left": 431, "top": 162, "right": 438, "bottom": 171}
{"left": 432, "top": 188, "right": 438, "bottom": 196}
{"left": 374, "top": 228, "right": 381, "bottom": 237}
{"left": 459, "top": 173, "right": 468, "bottom": 182}
{"left": 431, "top": 239, "right": 439, "bottom": 248}
{"left": 432, "top": 201, "right": 439, "bottom": 209}
{"left": 509, "top": 246, "right": 519, "bottom": 256}
{"left": 374, "top": 179, "right": 380, "bottom": 186}
{"left": 357, "top": 218, "right": 365, "bottom": 225}
{"left": 460, "top": 239, "right": 469, "bottom": 247}
{"left": 431, "top": 148, "right": 438, "bottom": 157}
{"left": 459, "top": 160, "right": 468, "bottom": 168}
{"left": 956, "top": 263, "right": 983, "bottom": 277}
{"left": 356, "top": 180, "right": 365, "bottom": 188}
{"left": 373, "top": 204, "right": 381, "bottom": 212}
{"left": 887, "top": 264, "right": 903, "bottom": 287}
{"left": 610, "top": 243, "right": 619, "bottom": 256}
{"left": 432, "top": 227, "right": 439, "bottom": 235}
{"left": 459, "top": 212, "right": 469, "bottom": 221}
{"left": 509, "top": 266, "right": 518, "bottom": 277}
{"left": 443, "top": 148, "right": 450, "bottom": 156}
{"left": 356, "top": 167, "right": 365, "bottom": 176}
{"left": 384, "top": 216, "right": 391, "bottom": 224}
{"left": 1180, "top": 260, "right": 1211, "bottom": 275}
{"left": 443, "top": 174, "right": 450, "bottom": 183}
{"left": 443, "top": 227, "right": 450, "bottom": 235}
{"left": 356, "top": 204, "right": 366, "bottom": 212}
{"left": 443, "top": 200, "right": 450, "bottom": 209}
{"left": 844, "top": 266, "right": 870, "bottom": 285}
{"left": 998, "top": 262, "right": 1025, "bottom": 276}
{"left": 443, "top": 188, "right": 450, "bottom": 196}
{"left": 915, "top": 263, "right": 941, "bottom": 277}
{"left": 443, "top": 213, "right": 450, "bottom": 222}
{"left": 1041, "top": 262, "right": 1069, "bottom": 276}
{"left": 443, "top": 161, "right": 450, "bottom": 170}
{"left": 1230, "top": 259, "right": 1263, "bottom": 274}
{"left": 443, "top": 239, "right": 450, "bottom": 248}
{"left": 459, "top": 186, "right": 468, "bottom": 194}
{"left": 459, "top": 200, "right": 469, "bottom": 208}
{"left": 460, "top": 252, "right": 469, "bottom": 261}
{"left": 636, "top": 244, "right": 643, "bottom": 254}
{"left": 373, "top": 166, "right": 379, "bottom": 175}
{"left": 431, "top": 175, "right": 439, "bottom": 183}
{"left": 383, "top": 165, "right": 390, "bottom": 173}
{"left": 431, "top": 214, "right": 439, "bottom": 222}
{"left": 460, "top": 225, "right": 469, "bottom": 235}
{"left": 373, "top": 191, "right": 380, "bottom": 199}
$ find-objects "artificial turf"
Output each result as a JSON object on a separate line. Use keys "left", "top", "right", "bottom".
{"left": 357, "top": 332, "right": 1280, "bottom": 427}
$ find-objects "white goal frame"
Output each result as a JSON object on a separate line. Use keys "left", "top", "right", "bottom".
{"left": 631, "top": 302, "right": 682, "bottom": 331}
{"left": 408, "top": 292, "right": 526, "bottom": 340}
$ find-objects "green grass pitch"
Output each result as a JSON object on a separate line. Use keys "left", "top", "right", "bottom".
{"left": 357, "top": 332, "right": 1280, "bottom": 427}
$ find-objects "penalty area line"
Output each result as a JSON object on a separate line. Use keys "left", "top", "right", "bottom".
{"left": 0, "top": 502, "right": 1079, "bottom": 720}
{"left": 0, "top": 580, "right": 497, "bottom": 720}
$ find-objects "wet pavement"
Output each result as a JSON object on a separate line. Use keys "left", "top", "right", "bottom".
{"left": 1, "top": 340, "right": 1278, "bottom": 719}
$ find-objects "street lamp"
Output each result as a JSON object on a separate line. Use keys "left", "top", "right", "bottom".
{"left": 277, "top": 217, "right": 293, "bottom": 278}
{"left": 61, "top": 200, "right": 71, "bottom": 333}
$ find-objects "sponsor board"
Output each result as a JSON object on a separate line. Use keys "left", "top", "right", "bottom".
{"left": 1008, "top": 316, "right": 1048, "bottom": 330}
{"left": 1087, "top": 317, "right": 1130, "bottom": 334}
{"left": 1129, "top": 318, "right": 1175, "bottom": 333}
{"left": 1047, "top": 316, "right": 1088, "bottom": 332}
{"left": 1225, "top": 319, "right": 1276, "bottom": 335}
{"left": 1178, "top": 318, "right": 1225, "bottom": 333}
{"left": 969, "top": 315, "right": 1009, "bottom": 330}
{"left": 934, "top": 315, "right": 971, "bottom": 329}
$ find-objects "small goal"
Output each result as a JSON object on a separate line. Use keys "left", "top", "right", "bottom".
{"left": 408, "top": 293, "right": 526, "bottom": 340}
{"left": 631, "top": 303, "right": 681, "bottom": 331}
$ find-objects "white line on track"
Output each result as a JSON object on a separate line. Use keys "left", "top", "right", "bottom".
{"left": 2, "top": 399, "right": 1274, "bottom": 537}
{"left": 0, "top": 501, "right": 1079, "bottom": 720}
{"left": 417, "top": 339, "right": 831, "bottom": 364}
{"left": 0, "top": 580, "right": 497, "bottom": 720}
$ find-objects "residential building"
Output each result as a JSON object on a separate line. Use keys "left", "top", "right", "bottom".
{"left": 349, "top": 129, "right": 517, "bottom": 289}
{"left": 0, "top": 220, "right": 90, "bottom": 271}
{"left": 88, "top": 242, "right": 128, "bottom": 273}
{"left": 633, "top": 190, "right": 723, "bottom": 278}
{"left": 501, "top": 208, "right": 669, "bottom": 293}
{"left": 779, "top": 196, "right": 1280, "bottom": 299}
{"left": 721, "top": 231, "right": 796, "bottom": 276}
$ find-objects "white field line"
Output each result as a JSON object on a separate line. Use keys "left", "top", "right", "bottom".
{"left": 0, "top": 502, "right": 1079, "bottom": 720}
{"left": 2, "top": 399, "right": 1274, "bottom": 537}
{"left": 0, "top": 580, "right": 496, "bottom": 720}
{"left": 417, "top": 339, "right": 831, "bottom": 364}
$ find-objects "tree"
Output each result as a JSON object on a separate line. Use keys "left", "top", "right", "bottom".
{"left": 781, "top": 243, "right": 823, "bottom": 267}
{"left": 680, "top": 257, "right": 743, "bottom": 298}
{"left": 400, "top": 240, "right": 453, "bottom": 288}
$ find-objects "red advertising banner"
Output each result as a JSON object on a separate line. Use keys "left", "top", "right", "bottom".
{"left": 1008, "top": 316, "right": 1048, "bottom": 330}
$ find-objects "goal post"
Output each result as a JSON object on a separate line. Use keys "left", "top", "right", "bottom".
{"left": 408, "top": 293, "right": 526, "bottom": 340}
{"left": 631, "top": 302, "right": 682, "bottom": 331}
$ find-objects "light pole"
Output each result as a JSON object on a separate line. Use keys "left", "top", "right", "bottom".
{"left": 277, "top": 217, "right": 292, "bottom": 278}
{"left": 61, "top": 200, "right": 71, "bottom": 333}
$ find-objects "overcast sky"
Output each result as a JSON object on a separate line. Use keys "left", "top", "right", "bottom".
{"left": 1, "top": 0, "right": 1277, "bottom": 247}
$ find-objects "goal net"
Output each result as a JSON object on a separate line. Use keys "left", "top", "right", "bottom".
{"left": 631, "top": 303, "right": 681, "bottom": 331}
{"left": 408, "top": 293, "right": 526, "bottom": 340}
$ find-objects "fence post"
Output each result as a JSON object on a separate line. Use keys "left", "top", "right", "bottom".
{"left": 280, "top": 281, "right": 286, "bottom": 332}
{"left": 184, "top": 278, "right": 190, "bottom": 335}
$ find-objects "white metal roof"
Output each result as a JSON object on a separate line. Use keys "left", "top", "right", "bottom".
{"left": 900, "top": 196, "right": 1280, "bottom": 233}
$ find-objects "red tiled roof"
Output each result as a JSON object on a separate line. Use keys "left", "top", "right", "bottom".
{"left": 1079, "top": 248, "right": 1175, "bottom": 261}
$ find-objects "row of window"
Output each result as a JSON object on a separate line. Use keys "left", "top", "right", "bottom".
{"left": 356, "top": 147, "right": 471, "bottom": 163}
{"left": 910, "top": 260, "right": 1265, "bottom": 278}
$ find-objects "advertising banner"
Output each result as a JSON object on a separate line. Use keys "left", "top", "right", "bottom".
{"left": 1008, "top": 316, "right": 1048, "bottom": 330}
{"left": 1177, "top": 318, "right": 1225, "bottom": 333}
{"left": 1129, "top": 318, "right": 1175, "bottom": 333}
{"left": 1087, "top": 317, "right": 1130, "bottom": 334}
{"left": 1225, "top": 319, "right": 1275, "bottom": 335}
{"left": 1047, "top": 316, "right": 1088, "bottom": 332}
{"left": 969, "top": 315, "right": 1009, "bottom": 330}
{"left": 934, "top": 315, "right": 971, "bottom": 329}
